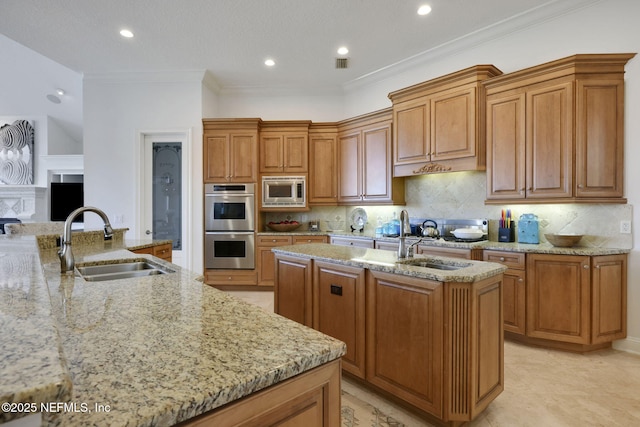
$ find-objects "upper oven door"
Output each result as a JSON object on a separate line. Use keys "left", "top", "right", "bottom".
{"left": 205, "top": 193, "right": 255, "bottom": 231}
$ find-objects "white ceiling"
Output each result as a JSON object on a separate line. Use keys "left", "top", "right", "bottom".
{"left": 0, "top": 0, "right": 598, "bottom": 92}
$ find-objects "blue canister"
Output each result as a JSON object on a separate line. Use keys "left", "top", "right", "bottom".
{"left": 518, "top": 213, "right": 539, "bottom": 244}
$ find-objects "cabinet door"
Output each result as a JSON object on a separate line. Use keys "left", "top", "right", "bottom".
{"left": 362, "top": 123, "right": 393, "bottom": 202}
{"left": 575, "top": 79, "right": 624, "bottom": 198}
{"left": 229, "top": 133, "right": 257, "bottom": 182}
{"left": 314, "top": 262, "right": 366, "bottom": 378}
{"left": 337, "top": 131, "right": 362, "bottom": 203}
{"left": 394, "top": 99, "right": 430, "bottom": 165}
{"left": 308, "top": 133, "right": 338, "bottom": 205}
{"left": 486, "top": 92, "right": 526, "bottom": 200}
{"left": 501, "top": 269, "right": 526, "bottom": 335}
{"left": 526, "top": 254, "right": 590, "bottom": 344}
{"left": 259, "top": 133, "right": 284, "bottom": 173}
{"left": 283, "top": 133, "right": 308, "bottom": 173}
{"left": 204, "top": 135, "right": 230, "bottom": 182}
{"left": 366, "top": 270, "right": 443, "bottom": 416}
{"left": 274, "top": 254, "right": 313, "bottom": 327}
{"left": 526, "top": 81, "right": 573, "bottom": 199}
{"left": 257, "top": 236, "right": 292, "bottom": 286}
{"left": 592, "top": 254, "right": 627, "bottom": 343}
{"left": 431, "top": 86, "right": 476, "bottom": 161}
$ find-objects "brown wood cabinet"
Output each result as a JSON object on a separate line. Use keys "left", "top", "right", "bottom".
{"left": 182, "top": 358, "right": 341, "bottom": 427}
{"left": 525, "top": 252, "right": 627, "bottom": 352}
{"left": 274, "top": 253, "right": 313, "bottom": 327}
{"left": 203, "top": 119, "right": 260, "bottom": 183}
{"left": 259, "top": 234, "right": 327, "bottom": 286}
{"left": 366, "top": 270, "right": 503, "bottom": 423}
{"left": 483, "top": 250, "right": 526, "bottom": 335}
{"left": 484, "top": 54, "right": 635, "bottom": 204}
{"left": 313, "top": 261, "right": 366, "bottom": 378}
{"left": 131, "top": 241, "right": 173, "bottom": 263}
{"left": 337, "top": 109, "right": 405, "bottom": 205}
{"left": 308, "top": 124, "right": 338, "bottom": 205}
{"left": 259, "top": 121, "right": 310, "bottom": 174}
{"left": 389, "top": 65, "right": 502, "bottom": 177}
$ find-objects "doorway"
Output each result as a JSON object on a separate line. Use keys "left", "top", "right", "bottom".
{"left": 138, "top": 130, "right": 192, "bottom": 269}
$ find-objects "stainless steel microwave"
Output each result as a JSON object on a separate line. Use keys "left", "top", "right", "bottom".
{"left": 262, "top": 176, "right": 306, "bottom": 208}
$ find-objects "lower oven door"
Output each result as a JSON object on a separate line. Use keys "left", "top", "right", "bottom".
{"left": 205, "top": 231, "right": 255, "bottom": 269}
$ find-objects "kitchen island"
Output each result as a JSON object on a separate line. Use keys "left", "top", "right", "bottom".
{"left": 0, "top": 234, "right": 345, "bottom": 426}
{"left": 272, "top": 243, "right": 507, "bottom": 426}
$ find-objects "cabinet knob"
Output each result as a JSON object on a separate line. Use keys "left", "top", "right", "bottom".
{"left": 499, "top": 257, "right": 505, "bottom": 262}
{"left": 578, "top": 184, "right": 584, "bottom": 188}
{"left": 518, "top": 278, "right": 523, "bottom": 282}
{"left": 583, "top": 264, "right": 589, "bottom": 269}
{"left": 595, "top": 265, "right": 600, "bottom": 269}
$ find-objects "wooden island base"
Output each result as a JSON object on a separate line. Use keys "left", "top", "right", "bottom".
{"left": 179, "top": 359, "right": 342, "bottom": 427}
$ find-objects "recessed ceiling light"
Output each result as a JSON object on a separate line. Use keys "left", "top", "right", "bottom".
{"left": 119, "top": 29, "right": 134, "bottom": 38}
{"left": 337, "top": 47, "right": 349, "bottom": 56}
{"left": 417, "top": 5, "right": 432, "bottom": 15}
{"left": 56, "top": 88, "right": 65, "bottom": 96}
{"left": 264, "top": 59, "right": 275, "bottom": 67}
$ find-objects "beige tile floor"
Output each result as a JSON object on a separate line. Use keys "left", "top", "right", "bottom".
{"left": 227, "top": 290, "right": 640, "bottom": 426}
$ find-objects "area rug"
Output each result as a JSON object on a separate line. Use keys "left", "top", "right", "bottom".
{"left": 342, "top": 390, "right": 405, "bottom": 427}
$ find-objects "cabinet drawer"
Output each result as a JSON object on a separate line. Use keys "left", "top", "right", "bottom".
{"left": 483, "top": 250, "right": 525, "bottom": 270}
{"left": 417, "top": 245, "right": 472, "bottom": 259}
{"left": 205, "top": 269, "right": 258, "bottom": 286}
{"left": 292, "top": 235, "right": 327, "bottom": 244}
{"left": 257, "top": 235, "right": 293, "bottom": 246}
{"left": 330, "top": 237, "right": 374, "bottom": 248}
{"left": 153, "top": 243, "right": 172, "bottom": 261}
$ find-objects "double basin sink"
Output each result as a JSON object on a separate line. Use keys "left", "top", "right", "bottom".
{"left": 76, "top": 259, "right": 174, "bottom": 282}
{"left": 395, "top": 258, "right": 471, "bottom": 271}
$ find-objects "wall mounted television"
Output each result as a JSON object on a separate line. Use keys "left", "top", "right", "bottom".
{"left": 50, "top": 182, "right": 84, "bottom": 222}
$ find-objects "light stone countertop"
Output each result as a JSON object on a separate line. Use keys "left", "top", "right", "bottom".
{"left": 0, "top": 235, "right": 346, "bottom": 426}
{"left": 272, "top": 243, "right": 508, "bottom": 283}
{"left": 260, "top": 230, "right": 630, "bottom": 256}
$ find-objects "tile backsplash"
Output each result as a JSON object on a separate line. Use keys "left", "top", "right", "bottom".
{"left": 266, "top": 171, "right": 633, "bottom": 249}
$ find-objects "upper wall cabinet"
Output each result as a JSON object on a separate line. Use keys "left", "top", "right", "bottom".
{"left": 388, "top": 65, "right": 503, "bottom": 177}
{"left": 203, "top": 119, "right": 260, "bottom": 183}
{"left": 337, "top": 109, "right": 405, "bottom": 205}
{"left": 308, "top": 123, "right": 339, "bottom": 206}
{"left": 259, "top": 121, "right": 311, "bottom": 174}
{"left": 484, "top": 53, "right": 636, "bottom": 204}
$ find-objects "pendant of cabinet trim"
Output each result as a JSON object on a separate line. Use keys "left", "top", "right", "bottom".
{"left": 389, "top": 65, "right": 503, "bottom": 177}
{"left": 484, "top": 53, "right": 636, "bottom": 204}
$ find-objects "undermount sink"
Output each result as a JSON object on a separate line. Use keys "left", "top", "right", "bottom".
{"left": 397, "top": 259, "right": 471, "bottom": 271}
{"left": 76, "top": 259, "right": 174, "bottom": 282}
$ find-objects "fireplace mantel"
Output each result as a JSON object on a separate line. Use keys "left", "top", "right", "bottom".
{"left": 0, "top": 185, "right": 46, "bottom": 221}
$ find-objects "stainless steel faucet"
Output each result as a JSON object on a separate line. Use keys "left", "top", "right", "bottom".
{"left": 59, "top": 206, "right": 114, "bottom": 273}
{"left": 397, "top": 210, "right": 412, "bottom": 258}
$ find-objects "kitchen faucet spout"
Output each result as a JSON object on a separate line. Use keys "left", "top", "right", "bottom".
{"left": 397, "top": 210, "right": 412, "bottom": 259}
{"left": 59, "top": 206, "right": 114, "bottom": 273}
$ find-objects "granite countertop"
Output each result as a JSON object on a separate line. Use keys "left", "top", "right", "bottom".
{"left": 272, "top": 243, "right": 508, "bottom": 283}
{"left": 260, "top": 230, "right": 630, "bottom": 256}
{"left": 0, "top": 235, "right": 345, "bottom": 426}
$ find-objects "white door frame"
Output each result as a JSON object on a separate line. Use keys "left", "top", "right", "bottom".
{"left": 135, "top": 129, "right": 192, "bottom": 269}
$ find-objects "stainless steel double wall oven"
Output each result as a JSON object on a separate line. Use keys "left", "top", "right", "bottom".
{"left": 204, "top": 183, "right": 255, "bottom": 269}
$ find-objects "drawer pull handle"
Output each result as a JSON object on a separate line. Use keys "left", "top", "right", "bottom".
{"left": 330, "top": 284, "right": 343, "bottom": 296}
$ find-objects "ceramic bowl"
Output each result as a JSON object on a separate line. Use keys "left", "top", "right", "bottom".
{"left": 544, "top": 234, "right": 583, "bottom": 247}
{"left": 267, "top": 222, "right": 301, "bottom": 232}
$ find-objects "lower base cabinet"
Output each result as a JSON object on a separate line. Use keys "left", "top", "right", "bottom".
{"left": 526, "top": 253, "right": 627, "bottom": 351}
{"left": 274, "top": 253, "right": 504, "bottom": 424}
{"left": 131, "top": 242, "right": 172, "bottom": 262}
{"left": 180, "top": 359, "right": 341, "bottom": 427}
{"left": 483, "top": 250, "right": 526, "bottom": 335}
{"left": 313, "top": 261, "right": 366, "bottom": 378}
{"left": 274, "top": 254, "right": 313, "bottom": 327}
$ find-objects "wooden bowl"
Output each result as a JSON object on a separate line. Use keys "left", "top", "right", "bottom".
{"left": 544, "top": 234, "right": 583, "bottom": 247}
{"left": 267, "top": 222, "right": 301, "bottom": 232}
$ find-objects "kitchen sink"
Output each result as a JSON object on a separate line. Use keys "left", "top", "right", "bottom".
{"left": 76, "top": 260, "right": 174, "bottom": 282}
{"left": 396, "top": 259, "right": 471, "bottom": 271}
